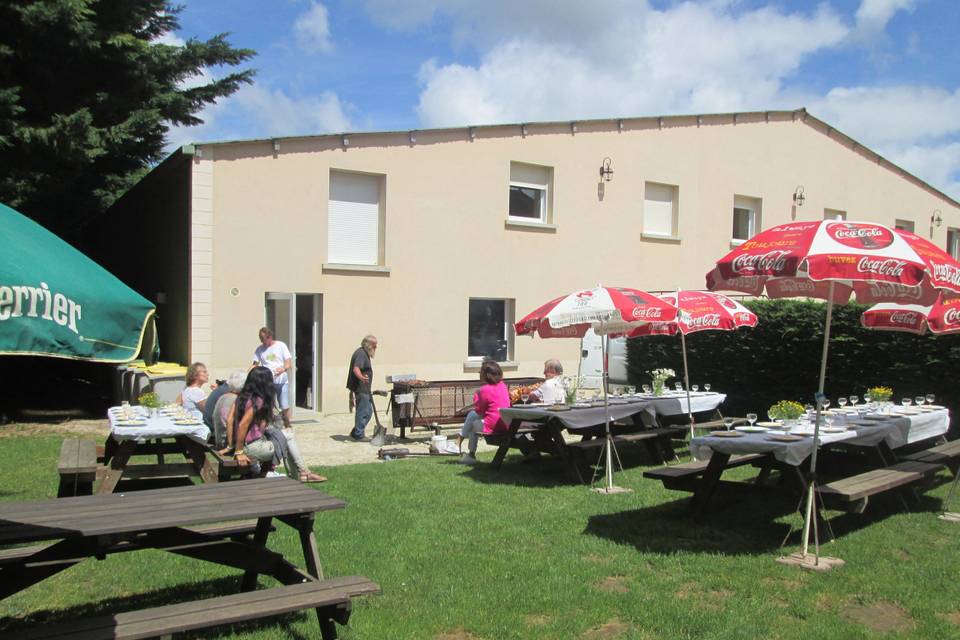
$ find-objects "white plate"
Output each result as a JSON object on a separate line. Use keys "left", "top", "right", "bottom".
{"left": 819, "top": 427, "right": 846, "bottom": 434}
{"left": 756, "top": 421, "right": 781, "bottom": 428}
{"left": 735, "top": 426, "right": 768, "bottom": 433}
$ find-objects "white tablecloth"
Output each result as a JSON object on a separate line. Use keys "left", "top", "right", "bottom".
{"left": 108, "top": 406, "right": 211, "bottom": 444}
{"left": 690, "top": 408, "right": 950, "bottom": 466}
{"left": 635, "top": 392, "right": 727, "bottom": 418}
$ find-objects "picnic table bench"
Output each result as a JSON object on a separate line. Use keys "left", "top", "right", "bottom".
{"left": 817, "top": 460, "right": 944, "bottom": 513}
{"left": 57, "top": 437, "right": 98, "bottom": 497}
{"left": 0, "top": 478, "right": 379, "bottom": 639}
{"left": 899, "top": 439, "right": 960, "bottom": 474}
{"left": 643, "top": 453, "right": 769, "bottom": 491}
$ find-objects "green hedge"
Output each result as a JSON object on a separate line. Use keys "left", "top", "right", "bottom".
{"left": 626, "top": 298, "right": 959, "bottom": 424}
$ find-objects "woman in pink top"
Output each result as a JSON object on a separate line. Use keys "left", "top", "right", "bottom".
{"left": 456, "top": 360, "right": 510, "bottom": 465}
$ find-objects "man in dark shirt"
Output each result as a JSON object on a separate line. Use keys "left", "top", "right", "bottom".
{"left": 347, "top": 335, "right": 377, "bottom": 440}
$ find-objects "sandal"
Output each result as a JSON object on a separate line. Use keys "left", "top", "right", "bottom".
{"left": 299, "top": 471, "right": 327, "bottom": 483}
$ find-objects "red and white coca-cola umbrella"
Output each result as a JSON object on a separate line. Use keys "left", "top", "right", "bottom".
{"left": 625, "top": 291, "right": 758, "bottom": 437}
{"left": 706, "top": 220, "right": 960, "bottom": 568}
{"left": 515, "top": 285, "right": 679, "bottom": 493}
{"left": 861, "top": 294, "right": 960, "bottom": 335}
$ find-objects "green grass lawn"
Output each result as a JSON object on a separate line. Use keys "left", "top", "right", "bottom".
{"left": 2, "top": 436, "right": 960, "bottom": 639}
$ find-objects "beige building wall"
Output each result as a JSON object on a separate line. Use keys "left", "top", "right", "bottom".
{"left": 172, "top": 111, "right": 959, "bottom": 414}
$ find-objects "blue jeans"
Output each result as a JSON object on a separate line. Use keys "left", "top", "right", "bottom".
{"left": 352, "top": 393, "right": 372, "bottom": 438}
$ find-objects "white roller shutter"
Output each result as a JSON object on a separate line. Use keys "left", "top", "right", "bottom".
{"left": 328, "top": 171, "right": 380, "bottom": 265}
{"left": 644, "top": 182, "right": 676, "bottom": 236}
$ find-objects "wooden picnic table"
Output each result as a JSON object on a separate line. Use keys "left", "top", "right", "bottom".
{"left": 0, "top": 478, "right": 379, "bottom": 639}
{"left": 94, "top": 406, "right": 218, "bottom": 494}
{"left": 649, "top": 408, "right": 952, "bottom": 518}
{"left": 493, "top": 400, "right": 682, "bottom": 482}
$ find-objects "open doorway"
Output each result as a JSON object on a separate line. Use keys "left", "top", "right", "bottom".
{"left": 265, "top": 293, "right": 322, "bottom": 412}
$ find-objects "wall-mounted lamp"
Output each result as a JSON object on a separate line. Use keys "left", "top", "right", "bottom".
{"left": 271, "top": 138, "right": 280, "bottom": 153}
{"left": 792, "top": 185, "right": 805, "bottom": 207}
{"left": 341, "top": 135, "right": 350, "bottom": 147}
{"left": 932, "top": 209, "right": 943, "bottom": 227}
{"left": 409, "top": 131, "right": 417, "bottom": 145}
{"left": 599, "top": 157, "right": 614, "bottom": 182}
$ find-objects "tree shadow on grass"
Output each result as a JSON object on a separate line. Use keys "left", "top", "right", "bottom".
{"left": 585, "top": 477, "right": 951, "bottom": 557}
{"left": 0, "top": 576, "right": 312, "bottom": 639}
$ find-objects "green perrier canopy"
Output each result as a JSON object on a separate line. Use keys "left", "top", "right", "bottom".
{"left": 0, "top": 203, "right": 155, "bottom": 362}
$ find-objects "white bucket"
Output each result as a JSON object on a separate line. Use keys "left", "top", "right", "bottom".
{"left": 431, "top": 435, "right": 447, "bottom": 451}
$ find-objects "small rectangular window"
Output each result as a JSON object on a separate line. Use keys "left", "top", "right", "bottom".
{"left": 328, "top": 171, "right": 383, "bottom": 265}
{"left": 508, "top": 162, "right": 552, "bottom": 223}
{"left": 895, "top": 219, "right": 915, "bottom": 232}
{"left": 643, "top": 182, "right": 678, "bottom": 237}
{"left": 732, "top": 195, "right": 762, "bottom": 242}
{"left": 468, "top": 298, "right": 514, "bottom": 362}
{"left": 824, "top": 208, "right": 846, "bottom": 220}
{"left": 948, "top": 228, "right": 960, "bottom": 260}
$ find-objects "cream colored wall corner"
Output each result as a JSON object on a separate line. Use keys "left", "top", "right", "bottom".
{"left": 190, "top": 151, "right": 215, "bottom": 366}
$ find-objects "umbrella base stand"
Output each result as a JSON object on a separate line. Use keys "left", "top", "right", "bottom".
{"left": 938, "top": 512, "right": 960, "bottom": 523}
{"left": 591, "top": 485, "right": 632, "bottom": 495}
{"left": 776, "top": 551, "right": 845, "bottom": 571}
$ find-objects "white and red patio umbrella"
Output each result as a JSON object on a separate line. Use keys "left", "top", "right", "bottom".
{"left": 861, "top": 293, "right": 960, "bottom": 335}
{"left": 706, "top": 220, "right": 960, "bottom": 567}
{"left": 626, "top": 290, "right": 758, "bottom": 437}
{"left": 861, "top": 293, "right": 960, "bottom": 519}
{"left": 515, "top": 285, "right": 679, "bottom": 493}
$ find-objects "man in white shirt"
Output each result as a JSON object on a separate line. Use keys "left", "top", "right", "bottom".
{"left": 252, "top": 327, "right": 293, "bottom": 429}
{"left": 532, "top": 359, "right": 566, "bottom": 404}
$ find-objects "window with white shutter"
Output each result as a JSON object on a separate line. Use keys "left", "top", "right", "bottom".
{"left": 643, "top": 182, "right": 678, "bottom": 237}
{"left": 328, "top": 171, "right": 382, "bottom": 266}
{"left": 508, "top": 162, "right": 552, "bottom": 223}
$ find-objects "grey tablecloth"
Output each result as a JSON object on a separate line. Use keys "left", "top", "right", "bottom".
{"left": 500, "top": 400, "right": 651, "bottom": 432}
{"left": 108, "top": 406, "right": 211, "bottom": 444}
{"left": 690, "top": 408, "right": 949, "bottom": 466}
{"left": 636, "top": 392, "right": 726, "bottom": 418}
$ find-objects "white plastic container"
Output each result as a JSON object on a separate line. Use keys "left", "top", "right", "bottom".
{"left": 431, "top": 435, "right": 447, "bottom": 451}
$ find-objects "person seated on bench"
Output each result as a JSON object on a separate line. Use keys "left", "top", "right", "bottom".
{"left": 209, "top": 370, "right": 245, "bottom": 449}
{"left": 221, "top": 367, "right": 326, "bottom": 483}
{"left": 177, "top": 362, "right": 210, "bottom": 413}
{"left": 455, "top": 360, "right": 510, "bottom": 466}
{"left": 531, "top": 359, "right": 565, "bottom": 404}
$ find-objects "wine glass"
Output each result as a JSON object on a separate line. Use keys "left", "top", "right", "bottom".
{"left": 723, "top": 417, "right": 735, "bottom": 431}
{"left": 624, "top": 385, "right": 634, "bottom": 396}
{"left": 804, "top": 404, "right": 815, "bottom": 422}
{"left": 703, "top": 383, "right": 711, "bottom": 392}
{"left": 746, "top": 413, "right": 758, "bottom": 427}
{"left": 838, "top": 397, "right": 848, "bottom": 409}
{"left": 520, "top": 390, "right": 530, "bottom": 405}
{"left": 849, "top": 395, "right": 859, "bottom": 407}
{"left": 902, "top": 397, "right": 912, "bottom": 407}
{"left": 820, "top": 398, "right": 831, "bottom": 411}
{"left": 674, "top": 382, "right": 683, "bottom": 392}
{"left": 691, "top": 384, "right": 699, "bottom": 392}
{"left": 863, "top": 392, "right": 872, "bottom": 409}
{"left": 915, "top": 395, "right": 925, "bottom": 408}
{"left": 642, "top": 384, "right": 652, "bottom": 394}
{"left": 926, "top": 393, "right": 935, "bottom": 406}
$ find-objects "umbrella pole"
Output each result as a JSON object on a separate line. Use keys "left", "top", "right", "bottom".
{"left": 592, "top": 334, "right": 629, "bottom": 494}
{"left": 680, "top": 331, "right": 694, "bottom": 440}
{"left": 782, "top": 282, "right": 843, "bottom": 570}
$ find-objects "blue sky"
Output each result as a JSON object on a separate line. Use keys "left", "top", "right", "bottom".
{"left": 167, "top": 0, "right": 960, "bottom": 199}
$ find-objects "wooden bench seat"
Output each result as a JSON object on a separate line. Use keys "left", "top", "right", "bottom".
{"left": 643, "top": 453, "right": 767, "bottom": 490}
{"left": 57, "top": 438, "right": 98, "bottom": 497}
{"left": 0, "top": 575, "right": 380, "bottom": 640}
{"left": 899, "top": 439, "right": 960, "bottom": 475}
{"left": 567, "top": 427, "right": 681, "bottom": 451}
{"left": 817, "top": 460, "right": 944, "bottom": 512}
{"left": 0, "top": 521, "right": 276, "bottom": 567}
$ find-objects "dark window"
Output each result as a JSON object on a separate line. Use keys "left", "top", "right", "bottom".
{"left": 509, "top": 185, "right": 543, "bottom": 220}
{"left": 469, "top": 299, "right": 508, "bottom": 361}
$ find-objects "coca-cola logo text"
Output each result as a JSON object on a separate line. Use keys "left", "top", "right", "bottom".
{"left": 932, "top": 263, "right": 960, "bottom": 286}
{"left": 857, "top": 257, "right": 906, "bottom": 277}
{"left": 943, "top": 307, "right": 960, "bottom": 325}
{"left": 631, "top": 306, "right": 664, "bottom": 320}
{"left": 827, "top": 223, "right": 894, "bottom": 250}
{"left": 865, "top": 282, "right": 923, "bottom": 301}
{"left": 731, "top": 250, "right": 791, "bottom": 274}
{"left": 683, "top": 314, "right": 721, "bottom": 328}
{"left": 888, "top": 311, "right": 919, "bottom": 326}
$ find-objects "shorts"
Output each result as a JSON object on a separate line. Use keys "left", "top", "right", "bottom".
{"left": 275, "top": 382, "right": 290, "bottom": 410}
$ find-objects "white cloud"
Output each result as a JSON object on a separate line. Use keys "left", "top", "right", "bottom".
{"left": 415, "top": 3, "right": 848, "bottom": 126}
{"left": 294, "top": 1, "right": 334, "bottom": 53}
{"left": 855, "top": 0, "right": 918, "bottom": 35}
{"left": 809, "top": 86, "right": 960, "bottom": 146}
{"left": 881, "top": 141, "right": 960, "bottom": 201}
{"left": 233, "top": 84, "right": 352, "bottom": 136}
